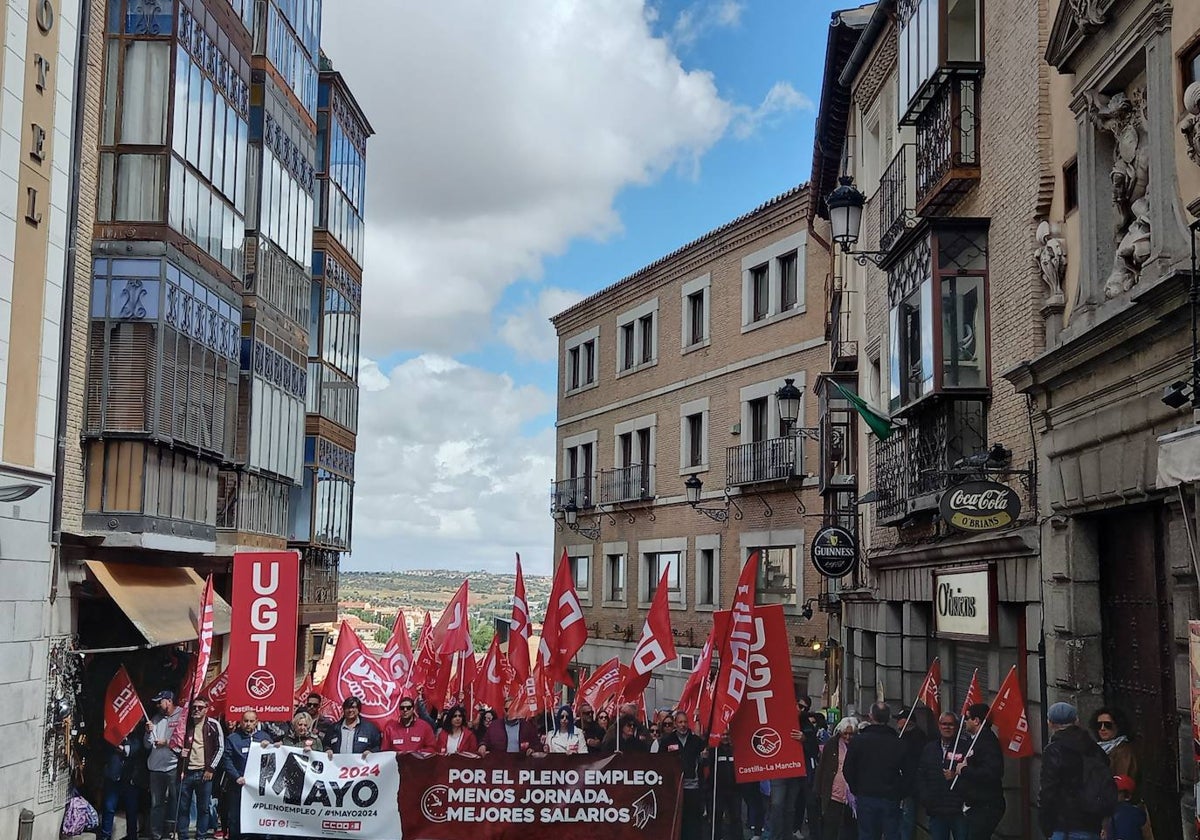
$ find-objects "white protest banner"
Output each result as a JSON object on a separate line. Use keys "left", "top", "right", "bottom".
{"left": 241, "top": 742, "right": 402, "bottom": 839}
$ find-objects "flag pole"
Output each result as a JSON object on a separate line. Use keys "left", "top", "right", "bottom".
{"left": 898, "top": 657, "right": 939, "bottom": 737}
{"left": 949, "top": 666, "right": 1011, "bottom": 788}
{"left": 950, "top": 668, "right": 979, "bottom": 769}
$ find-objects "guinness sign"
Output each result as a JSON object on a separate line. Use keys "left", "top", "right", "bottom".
{"left": 939, "top": 480, "right": 1020, "bottom": 532}
{"left": 810, "top": 526, "right": 857, "bottom": 578}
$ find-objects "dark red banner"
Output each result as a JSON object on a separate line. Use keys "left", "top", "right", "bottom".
{"left": 398, "top": 753, "right": 682, "bottom": 839}
{"left": 730, "top": 604, "right": 806, "bottom": 782}
{"left": 227, "top": 551, "right": 299, "bottom": 721}
{"left": 104, "top": 665, "right": 146, "bottom": 746}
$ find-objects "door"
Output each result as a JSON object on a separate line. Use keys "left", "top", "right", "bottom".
{"left": 1098, "top": 508, "right": 1180, "bottom": 840}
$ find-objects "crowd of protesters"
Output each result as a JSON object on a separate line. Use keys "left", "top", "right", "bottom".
{"left": 97, "top": 685, "right": 1150, "bottom": 840}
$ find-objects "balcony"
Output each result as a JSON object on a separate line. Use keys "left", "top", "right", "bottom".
{"left": 873, "top": 397, "right": 987, "bottom": 524}
{"left": 597, "top": 463, "right": 654, "bottom": 505}
{"left": 299, "top": 548, "right": 339, "bottom": 624}
{"left": 914, "top": 72, "right": 981, "bottom": 216}
{"left": 550, "top": 475, "right": 593, "bottom": 513}
{"left": 879, "top": 144, "right": 917, "bottom": 253}
{"left": 828, "top": 280, "right": 857, "bottom": 372}
{"left": 726, "top": 437, "right": 800, "bottom": 487}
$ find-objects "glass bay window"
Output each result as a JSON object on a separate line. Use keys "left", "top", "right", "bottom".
{"left": 887, "top": 224, "right": 989, "bottom": 414}
{"left": 897, "top": 0, "right": 982, "bottom": 117}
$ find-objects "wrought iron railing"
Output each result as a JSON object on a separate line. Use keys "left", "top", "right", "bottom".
{"left": 915, "top": 72, "right": 981, "bottom": 213}
{"left": 299, "top": 549, "right": 339, "bottom": 620}
{"left": 726, "top": 437, "right": 799, "bottom": 487}
{"left": 879, "top": 143, "right": 917, "bottom": 252}
{"left": 873, "top": 398, "right": 987, "bottom": 523}
{"left": 829, "top": 285, "right": 857, "bottom": 370}
{"left": 597, "top": 463, "right": 653, "bottom": 504}
{"left": 550, "top": 475, "right": 593, "bottom": 512}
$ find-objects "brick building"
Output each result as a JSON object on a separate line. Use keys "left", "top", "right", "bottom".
{"left": 811, "top": 1, "right": 1048, "bottom": 836}
{"left": 549, "top": 185, "right": 835, "bottom": 709}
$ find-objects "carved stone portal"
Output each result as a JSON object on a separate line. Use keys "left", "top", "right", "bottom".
{"left": 1085, "top": 88, "right": 1151, "bottom": 299}
{"left": 1181, "top": 82, "right": 1200, "bottom": 168}
{"left": 1070, "top": 0, "right": 1106, "bottom": 33}
{"left": 1035, "top": 221, "right": 1066, "bottom": 310}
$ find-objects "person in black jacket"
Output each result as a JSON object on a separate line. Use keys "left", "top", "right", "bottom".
{"left": 659, "top": 710, "right": 709, "bottom": 840}
{"left": 918, "top": 713, "right": 967, "bottom": 840}
{"left": 711, "top": 733, "right": 742, "bottom": 840}
{"left": 844, "top": 702, "right": 908, "bottom": 840}
{"left": 98, "top": 733, "right": 144, "bottom": 840}
{"left": 897, "top": 706, "right": 935, "bottom": 840}
{"left": 955, "top": 703, "right": 1005, "bottom": 840}
{"left": 1039, "top": 702, "right": 1113, "bottom": 840}
{"left": 324, "top": 696, "right": 382, "bottom": 755}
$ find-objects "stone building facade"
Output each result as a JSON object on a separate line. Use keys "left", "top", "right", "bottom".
{"left": 1006, "top": 2, "right": 1200, "bottom": 837}
{"left": 550, "top": 185, "right": 835, "bottom": 708}
{"left": 812, "top": 1, "right": 1049, "bottom": 836}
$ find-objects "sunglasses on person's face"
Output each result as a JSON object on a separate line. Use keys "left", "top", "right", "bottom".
{"left": 650, "top": 728, "right": 659, "bottom": 735}
{"left": 400, "top": 704, "right": 414, "bottom": 711}
{"left": 1097, "top": 720, "right": 1116, "bottom": 730}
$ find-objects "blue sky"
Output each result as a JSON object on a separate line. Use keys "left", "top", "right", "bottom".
{"left": 321, "top": 0, "right": 854, "bottom": 574}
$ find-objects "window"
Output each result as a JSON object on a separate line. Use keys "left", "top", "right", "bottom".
{"left": 639, "top": 315, "right": 655, "bottom": 364}
{"left": 687, "top": 291, "right": 705, "bottom": 346}
{"left": 753, "top": 547, "right": 798, "bottom": 607}
{"left": 564, "top": 328, "right": 598, "bottom": 392}
{"left": 646, "top": 552, "right": 682, "bottom": 604}
{"left": 698, "top": 548, "right": 716, "bottom": 606}
{"left": 1187, "top": 41, "right": 1200, "bottom": 87}
{"left": 583, "top": 340, "right": 595, "bottom": 384}
{"left": 1063, "top": 158, "right": 1079, "bottom": 214}
{"left": 779, "top": 253, "right": 798, "bottom": 311}
{"left": 749, "top": 397, "right": 769, "bottom": 443}
{"left": 897, "top": 0, "right": 982, "bottom": 112}
{"left": 751, "top": 265, "right": 769, "bottom": 322}
{"left": 621, "top": 323, "right": 635, "bottom": 371}
{"left": 569, "top": 555, "right": 590, "bottom": 593}
{"left": 606, "top": 554, "right": 625, "bottom": 602}
{"left": 564, "top": 439, "right": 595, "bottom": 507}
{"left": 568, "top": 346, "right": 581, "bottom": 390}
{"left": 888, "top": 227, "right": 988, "bottom": 412}
{"left": 686, "top": 413, "right": 704, "bottom": 468}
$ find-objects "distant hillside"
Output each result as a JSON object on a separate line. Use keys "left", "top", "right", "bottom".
{"left": 339, "top": 568, "right": 553, "bottom": 617}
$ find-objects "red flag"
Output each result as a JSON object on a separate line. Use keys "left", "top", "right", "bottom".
{"left": 916, "top": 659, "right": 942, "bottom": 716}
{"left": 104, "top": 666, "right": 146, "bottom": 746}
{"left": 199, "top": 668, "right": 229, "bottom": 719}
{"left": 294, "top": 673, "right": 314, "bottom": 706}
{"left": 380, "top": 610, "right": 414, "bottom": 687}
{"left": 576, "top": 657, "right": 624, "bottom": 714}
{"left": 510, "top": 554, "right": 532, "bottom": 683}
{"left": 432, "top": 581, "right": 472, "bottom": 656}
{"left": 678, "top": 623, "right": 718, "bottom": 724}
{"left": 709, "top": 552, "right": 759, "bottom": 746}
{"left": 188, "top": 574, "right": 216, "bottom": 707}
{"left": 474, "top": 636, "right": 508, "bottom": 713}
{"left": 989, "top": 666, "right": 1034, "bottom": 758}
{"left": 623, "top": 566, "right": 678, "bottom": 700}
{"left": 429, "top": 654, "right": 455, "bottom": 710}
{"left": 960, "top": 669, "right": 982, "bottom": 716}
{"left": 448, "top": 646, "right": 477, "bottom": 710}
{"left": 538, "top": 549, "right": 588, "bottom": 685}
{"left": 321, "top": 621, "right": 402, "bottom": 724}
{"left": 408, "top": 612, "right": 436, "bottom": 696}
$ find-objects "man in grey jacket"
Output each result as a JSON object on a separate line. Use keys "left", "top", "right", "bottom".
{"left": 144, "top": 690, "right": 184, "bottom": 840}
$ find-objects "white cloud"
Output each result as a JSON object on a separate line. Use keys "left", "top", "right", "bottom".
{"left": 733, "top": 82, "right": 815, "bottom": 139}
{"left": 498, "top": 286, "right": 585, "bottom": 362}
{"left": 670, "top": 1, "right": 745, "bottom": 49}
{"left": 348, "top": 355, "right": 558, "bottom": 574}
{"left": 322, "top": 1, "right": 733, "bottom": 359}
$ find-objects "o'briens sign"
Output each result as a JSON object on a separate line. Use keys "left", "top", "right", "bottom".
{"left": 932, "top": 567, "right": 995, "bottom": 642}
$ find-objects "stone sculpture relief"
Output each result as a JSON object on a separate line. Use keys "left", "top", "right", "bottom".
{"left": 1181, "top": 82, "right": 1200, "bottom": 168}
{"left": 1070, "top": 0, "right": 1106, "bottom": 32}
{"left": 1084, "top": 88, "right": 1151, "bottom": 298}
{"left": 1035, "top": 221, "right": 1066, "bottom": 309}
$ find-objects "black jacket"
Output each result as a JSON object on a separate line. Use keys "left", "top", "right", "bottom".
{"left": 898, "top": 728, "right": 928, "bottom": 797}
{"left": 917, "top": 737, "right": 967, "bottom": 817}
{"left": 843, "top": 724, "right": 908, "bottom": 801}
{"left": 324, "top": 718, "right": 382, "bottom": 754}
{"left": 1039, "top": 725, "right": 1108, "bottom": 835}
{"left": 957, "top": 725, "right": 1005, "bottom": 807}
{"left": 658, "top": 729, "right": 706, "bottom": 783}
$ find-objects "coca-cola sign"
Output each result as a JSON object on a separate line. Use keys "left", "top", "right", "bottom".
{"left": 939, "top": 480, "right": 1020, "bottom": 532}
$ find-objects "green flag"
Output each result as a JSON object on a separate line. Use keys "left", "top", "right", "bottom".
{"left": 832, "top": 380, "right": 897, "bottom": 440}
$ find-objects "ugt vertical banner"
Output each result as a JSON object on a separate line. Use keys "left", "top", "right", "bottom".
{"left": 227, "top": 551, "right": 299, "bottom": 721}
{"left": 730, "top": 604, "right": 807, "bottom": 781}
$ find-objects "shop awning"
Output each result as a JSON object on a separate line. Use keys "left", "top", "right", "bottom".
{"left": 1157, "top": 425, "right": 1200, "bottom": 488}
{"left": 84, "top": 561, "right": 232, "bottom": 647}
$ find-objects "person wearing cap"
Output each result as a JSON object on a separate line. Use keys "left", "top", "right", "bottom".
{"left": 144, "top": 689, "right": 185, "bottom": 840}
{"left": 1039, "top": 701, "right": 1115, "bottom": 840}
{"left": 955, "top": 703, "right": 1005, "bottom": 840}
{"left": 324, "top": 696, "right": 381, "bottom": 755}
{"left": 177, "top": 696, "right": 225, "bottom": 840}
{"left": 1110, "top": 775, "right": 1146, "bottom": 840}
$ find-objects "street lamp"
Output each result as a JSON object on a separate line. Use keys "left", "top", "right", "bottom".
{"left": 563, "top": 500, "right": 578, "bottom": 526}
{"left": 776, "top": 378, "right": 803, "bottom": 433}
{"left": 683, "top": 474, "right": 740, "bottom": 523}
{"left": 826, "top": 176, "right": 887, "bottom": 267}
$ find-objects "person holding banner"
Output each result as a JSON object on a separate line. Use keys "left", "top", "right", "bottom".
{"left": 325, "top": 696, "right": 381, "bottom": 755}
{"left": 382, "top": 696, "right": 436, "bottom": 754}
{"left": 480, "top": 696, "right": 539, "bottom": 756}
{"left": 222, "top": 711, "right": 271, "bottom": 840}
{"left": 436, "top": 705, "right": 479, "bottom": 755}
{"left": 956, "top": 703, "right": 1006, "bottom": 840}
{"left": 276, "top": 711, "right": 324, "bottom": 751}
{"left": 546, "top": 705, "right": 588, "bottom": 754}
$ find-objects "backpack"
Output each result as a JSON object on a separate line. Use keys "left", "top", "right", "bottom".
{"left": 1075, "top": 748, "right": 1118, "bottom": 818}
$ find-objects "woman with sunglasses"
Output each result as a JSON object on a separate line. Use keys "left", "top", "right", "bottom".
{"left": 436, "top": 705, "right": 480, "bottom": 756}
{"left": 1089, "top": 706, "right": 1139, "bottom": 781}
{"left": 547, "top": 705, "right": 588, "bottom": 754}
